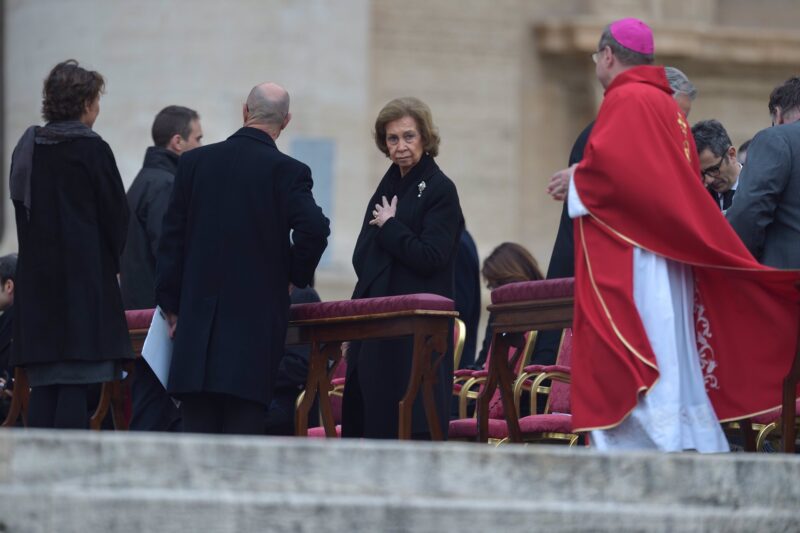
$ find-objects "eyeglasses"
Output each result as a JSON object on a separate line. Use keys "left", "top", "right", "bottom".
{"left": 701, "top": 149, "right": 729, "bottom": 178}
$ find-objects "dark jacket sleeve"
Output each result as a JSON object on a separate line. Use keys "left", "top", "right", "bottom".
{"left": 286, "top": 164, "right": 330, "bottom": 288}
{"left": 727, "top": 128, "right": 791, "bottom": 259}
{"left": 94, "top": 141, "right": 129, "bottom": 268}
{"left": 155, "top": 155, "right": 193, "bottom": 314}
{"left": 375, "top": 178, "right": 462, "bottom": 276}
{"left": 145, "top": 180, "right": 174, "bottom": 258}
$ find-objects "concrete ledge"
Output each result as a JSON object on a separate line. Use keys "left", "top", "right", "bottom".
{"left": 1, "top": 430, "right": 799, "bottom": 532}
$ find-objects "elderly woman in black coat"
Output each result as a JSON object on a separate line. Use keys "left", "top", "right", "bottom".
{"left": 342, "top": 97, "right": 464, "bottom": 439}
{"left": 9, "top": 60, "right": 132, "bottom": 428}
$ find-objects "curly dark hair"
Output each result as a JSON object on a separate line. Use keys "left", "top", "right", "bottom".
{"left": 41, "top": 60, "right": 105, "bottom": 122}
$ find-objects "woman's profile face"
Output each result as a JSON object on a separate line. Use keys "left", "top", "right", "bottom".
{"left": 385, "top": 115, "right": 424, "bottom": 175}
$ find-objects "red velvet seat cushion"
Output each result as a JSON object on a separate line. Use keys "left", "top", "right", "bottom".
{"left": 125, "top": 308, "right": 155, "bottom": 330}
{"left": 290, "top": 293, "right": 455, "bottom": 321}
{"left": 750, "top": 399, "right": 800, "bottom": 425}
{"left": 448, "top": 418, "right": 509, "bottom": 440}
{"left": 490, "top": 278, "right": 574, "bottom": 305}
{"left": 519, "top": 413, "right": 573, "bottom": 434}
{"left": 308, "top": 425, "right": 342, "bottom": 438}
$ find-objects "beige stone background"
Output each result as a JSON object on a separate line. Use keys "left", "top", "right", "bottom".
{"left": 2, "top": 0, "right": 799, "bottom": 319}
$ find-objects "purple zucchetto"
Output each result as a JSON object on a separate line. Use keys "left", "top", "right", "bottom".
{"left": 609, "top": 18, "right": 654, "bottom": 55}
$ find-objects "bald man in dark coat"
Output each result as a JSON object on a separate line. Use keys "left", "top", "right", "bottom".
{"left": 156, "top": 83, "right": 329, "bottom": 434}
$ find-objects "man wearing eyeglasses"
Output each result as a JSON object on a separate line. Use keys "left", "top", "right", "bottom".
{"left": 691, "top": 119, "right": 741, "bottom": 212}
{"left": 727, "top": 76, "right": 800, "bottom": 268}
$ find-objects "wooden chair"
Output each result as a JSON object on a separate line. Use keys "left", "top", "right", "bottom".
{"left": 308, "top": 318, "right": 465, "bottom": 437}
{"left": 1, "top": 367, "right": 29, "bottom": 427}
{"left": 88, "top": 309, "right": 153, "bottom": 430}
{"left": 475, "top": 278, "right": 574, "bottom": 443}
{"left": 287, "top": 293, "right": 457, "bottom": 439}
{"left": 448, "top": 331, "right": 535, "bottom": 442}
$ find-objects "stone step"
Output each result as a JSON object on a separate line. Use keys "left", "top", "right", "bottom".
{"left": 1, "top": 430, "right": 799, "bottom": 532}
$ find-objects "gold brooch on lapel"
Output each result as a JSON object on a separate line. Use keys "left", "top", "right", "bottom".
{"left": 417, "top": 181, "right": 426, "bottom": 198}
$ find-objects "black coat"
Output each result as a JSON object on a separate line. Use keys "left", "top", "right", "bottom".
{"left": 529, "top": 121, "right": 595, "bottom": 368}
{"left": 11, "top": 137, "right": 132, "bottom": 366}
{"left": 454, "top": 229, "right": 480, "bottom": 368}
{"left": 343, "top": 154, "right": 464, "bottom": 438}
{"left": 0, "top": 305, "right": 13, "bottom": 376}
{"left": 120, "top": 147, "right": 179, "bottom": 310}
{"left": 156, "top": 127, "right": 329, "bottom": 406}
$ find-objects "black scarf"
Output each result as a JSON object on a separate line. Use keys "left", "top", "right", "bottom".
{"left": 9, "top": 121, "right": 100, "bottom": 219}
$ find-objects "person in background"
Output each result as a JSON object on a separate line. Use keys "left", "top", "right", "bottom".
{"left": 122, "top": 105, "right": 203, "bottom": 432}
{"left": 454, "top": 228, "right": 480, "bottom": 368}
{"left": 472, "top": 243, "right": 544, "bottom": 370}
{"left": 264, "top": 283, "right": 322, "bottom": 436}
{"left": 691, "top": 119, "right": 741, "bottom": 212}
{"left": 737, "top": 139, "right": 751, "bottom": 166}
{"left": 727, "top": 76, "right": 800, "bottom": 267}
{"left": 9, "top": 60, "right": 132, "bottom": 429}
{"left": 0, "top": 254, "right": 18, "bottom": 422}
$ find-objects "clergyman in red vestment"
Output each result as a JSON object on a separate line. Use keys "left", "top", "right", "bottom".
{"left": 548, "top": 18, "right": 800, "bottom": 451}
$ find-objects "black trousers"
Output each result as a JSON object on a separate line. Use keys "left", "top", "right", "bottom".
{"left": 28, "top": 384, "right": 89, "bottom": 429}
{"left": 181, "top": 392, "right": 264, "bottom": 435}
{"left": 130, "top": 358, "right": 182, "bottom": 432}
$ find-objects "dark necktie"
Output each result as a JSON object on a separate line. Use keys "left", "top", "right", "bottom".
{"left": 720, "top": 189, "right": 735, "bottom": 210}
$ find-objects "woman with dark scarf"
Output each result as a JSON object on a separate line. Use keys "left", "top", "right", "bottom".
{"left": 342, "top": 97, "right": 464, "bottom": 439}
{"left": 9, "top": 60, "right": 132, "bottom": 428}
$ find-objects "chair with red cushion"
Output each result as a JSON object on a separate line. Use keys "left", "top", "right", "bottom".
{"left": 473, "top": 278, "right": 574, "bottom": 444}
{"left": 90, "top": 308, "right": 155, "bottom": 430}
{"left": 448, "top": 331, "right": 537, "bottom": 442}
{"left": 512, "top": 329, "right": 578, "bottom": 446}
{"left": 288, "top": 293, "right": 457, "bottom": 439}
{"left": 308, "top": 318, "right": 464, "bottom": 438}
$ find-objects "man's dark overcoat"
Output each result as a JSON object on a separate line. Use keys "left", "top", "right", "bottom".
{"left": 342, "top": 154, "right": 464, "bottom": 438}
{"left": 156, "top": 127, "right": 329, "bottom": 406}
{"left": 11, "top": 138, "right": 132, "bottom": 367}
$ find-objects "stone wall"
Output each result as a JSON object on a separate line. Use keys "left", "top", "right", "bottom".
{"left": 3, "top": 0, "right": 799, "bottom": 305}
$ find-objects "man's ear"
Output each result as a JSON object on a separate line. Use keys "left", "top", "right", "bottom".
{"left": 4, "top": 279, "right": 13, "bottom": 296}
{"left": 281, "top": 111, "right": 292, "bottom": 131}
{"left": 242, "top": 103, "right": 249, "bottom": 124}
{"left": 773, "top": 107, "right": 784, "bottom": 125}
{"left": 728, "top": 145, "right": 737, "bottom": 160}
{"left": 167, "top": 133, "right": 183, "bottom": 154}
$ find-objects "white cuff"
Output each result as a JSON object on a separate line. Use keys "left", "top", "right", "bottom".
{"left": 567, "top": 168, "right": 589, "bottom": 218}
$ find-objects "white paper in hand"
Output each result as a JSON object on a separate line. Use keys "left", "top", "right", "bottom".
{"left": 141, "top": 306, "right": 174, "bottom": 389}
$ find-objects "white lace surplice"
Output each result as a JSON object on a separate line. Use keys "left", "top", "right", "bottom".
{"left": 568, "top": 177, "right": 729, "bottom": 452}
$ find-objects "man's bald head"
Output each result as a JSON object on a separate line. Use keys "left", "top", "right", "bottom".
{"left": 243, "top": 82, "right": 291, "bottom": 136}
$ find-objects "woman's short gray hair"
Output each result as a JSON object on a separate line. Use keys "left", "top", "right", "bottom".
{"left": 374, "top": 97, "right": 440, "bottom": 158}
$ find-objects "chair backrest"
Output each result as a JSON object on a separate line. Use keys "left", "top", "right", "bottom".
{"left": 487, "top": 330, "right": 537, "bottom": 419}
{"left": 452, "top": 318, "right": 466, "bottom": 370}
{"left": 547, "top": 328, "right": 573, "bottom": 414}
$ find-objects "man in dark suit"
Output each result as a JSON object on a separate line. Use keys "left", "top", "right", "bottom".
{"left": 728, "top": 76, "right": 800, "bottom": 268}
{"left": 691, "top": 119, "right": 741, "bottom": 212}
{"left": 122, "top": 105, "right": 203, "bottom": 432}
{"left": 156, "top": 82, "right": 330, "bottom": 434}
